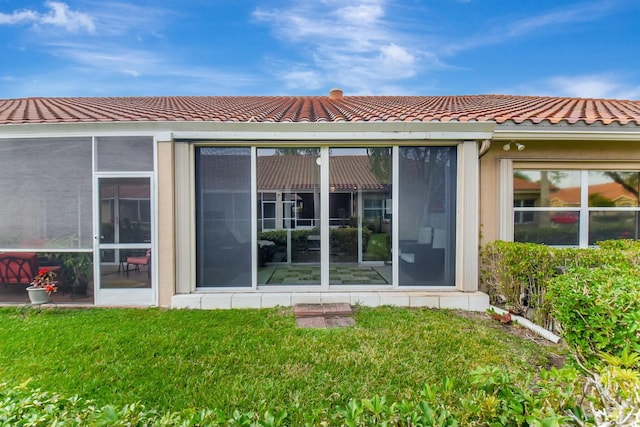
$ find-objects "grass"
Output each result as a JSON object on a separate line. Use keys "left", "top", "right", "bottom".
{"left": 0, "top": 306, "right": 556, "bottom": 417}
{"left": 364, "top": 233, "right": 390, "bottom": 260}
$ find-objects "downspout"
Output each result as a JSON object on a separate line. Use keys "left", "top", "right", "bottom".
{"left": 490, "top": 305, "right": 561, "bottom": 343}
{"left": 478, "top": 139, "right": 492, "bottom": 158}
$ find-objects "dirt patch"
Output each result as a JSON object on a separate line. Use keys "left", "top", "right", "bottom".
{"left": 453, "top": 309, "right": 567, "bottom": 369}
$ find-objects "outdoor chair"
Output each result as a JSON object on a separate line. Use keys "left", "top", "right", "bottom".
{"left": 125, "top": 249, "right": 151, "bottom": 278}
{"left": 0, "top": 252, "right": 39, "bottom": 287}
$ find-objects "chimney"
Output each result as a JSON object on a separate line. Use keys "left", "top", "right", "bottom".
{"left": 329, "top": 88, "right": 343, "bottom": 100}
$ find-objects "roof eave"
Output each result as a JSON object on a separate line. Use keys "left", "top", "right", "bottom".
{"left": 0, "top": 119, "right": 496, "bottom": 141}
{"left": 494, "top": 121, "right": 640, "bottom": 141}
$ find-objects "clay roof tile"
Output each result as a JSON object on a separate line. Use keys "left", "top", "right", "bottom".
{"left": 1, "top": 95, "right": 640, "bottom": 125}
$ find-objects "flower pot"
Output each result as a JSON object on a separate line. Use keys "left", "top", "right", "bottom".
{"left": 26, "top": 286, "right": 50, "bottom": 305}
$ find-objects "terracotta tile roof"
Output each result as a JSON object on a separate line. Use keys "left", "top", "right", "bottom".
{"left": 552, "top": 182, "right": 638, "bottom": 205}
{"left": 514, "top": 177, "right": 541, "bottom": 191}
{"left": 257, "top": 155, "right": 387, "bottom": 191}
{"left": 1, "top": 95, "right": 640, "bottom": 125}
{"left": 201, "top": 154, "right": 387, "bottom": 191}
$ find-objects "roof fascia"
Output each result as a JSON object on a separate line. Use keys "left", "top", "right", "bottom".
{"left": 494, "top": 123, "right": 640, "bottom": 141}
{"left": 0, "top": 121, "right": 494, "bottom": 141}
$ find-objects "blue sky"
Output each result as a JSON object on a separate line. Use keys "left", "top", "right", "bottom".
{"left": 1, "top": 0, "right": 639, "bottom": 99}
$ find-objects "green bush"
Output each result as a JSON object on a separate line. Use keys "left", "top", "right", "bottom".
{"left": 514, "top": 224, "right": 579, "bottom": 246}
{"left": 329, "top": 227, "right": 371, "bottom": 259}
{"left": 480, "top": 240, "right": 633, "bottom": 328}
{"left": 259, "top": 228, "right": 372, "bottom": 260}
{"left": 546, "top": 264, "right": 640, "bottom": 365}
{"left": 258, "top": 230, "right": 288, "bottom": 246}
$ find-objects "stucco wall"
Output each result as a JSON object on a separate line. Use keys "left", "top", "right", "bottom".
{"left": 156, "top": 140, "right": 175, "bottom": 307}
{"left": 479, "top": 139, "right": 640, "bottom": 246}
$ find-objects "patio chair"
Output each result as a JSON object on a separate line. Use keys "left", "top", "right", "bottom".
{"left": 125, "top": 249, "right": 151, "bottom": 278}
{"left": 0, "top": 252, "right": 39, "bottom": 287}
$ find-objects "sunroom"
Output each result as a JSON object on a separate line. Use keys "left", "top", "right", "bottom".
{"left": 167, "top": 125, "right": 490, "bottom": 310}
{"left": 0, "top": 135, "right": 156, "bottom": 306}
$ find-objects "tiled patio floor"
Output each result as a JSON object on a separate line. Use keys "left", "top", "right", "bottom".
{"left": 293, "top": 303, "right": 355, "bottom": 328}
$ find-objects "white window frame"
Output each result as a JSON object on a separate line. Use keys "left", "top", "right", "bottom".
{"left": 505, "top": 161, "right": 640, "bottom": 248}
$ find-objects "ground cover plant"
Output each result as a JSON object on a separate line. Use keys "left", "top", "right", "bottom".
{"left": 0, "top": 306, "right": 557, "bottom": 424}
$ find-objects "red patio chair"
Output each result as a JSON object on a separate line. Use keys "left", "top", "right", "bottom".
{"left": 125, "top": 249, "right": 151, "bottom": 278}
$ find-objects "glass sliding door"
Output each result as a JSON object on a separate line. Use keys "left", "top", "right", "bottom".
{"left": 398, "top": 147, "right": 456, "bottom": 286}
{"left": 195, "top": 144, "right": 459, "bottom": 289}
{"left": 256, "top": 147, "right": 321, "bottom": 286}
{"left": 329, "top": 148, "right": 391, "bottom": 285}
{"left": 196, "top": 147, "right": 252, "bottom": 287}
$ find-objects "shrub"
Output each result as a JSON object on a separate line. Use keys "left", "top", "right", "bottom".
{"left": 480, "top": 240, "right": 634, "bottom": 328}
{"left": 258, "top": 228, "right": 372, "bottom": 260}
{"left": 329, "top": 227, "right": 371, "bottom": 259}
{"left": 462, "top": 366, "right": 585, "bottom": 427}
{"left": 546, "top": 264, "right": 640, "bottom": 365}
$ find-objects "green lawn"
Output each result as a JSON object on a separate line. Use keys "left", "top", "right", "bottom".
{"left": 0, "top": 306, "right": 556, "bottom": 417}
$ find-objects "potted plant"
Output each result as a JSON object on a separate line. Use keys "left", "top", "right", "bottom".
{"left": 27, "top": 267, "right": 58, "bottom": 304}
{"left": 56, "top": 252, "right": 93, "bottom": 296}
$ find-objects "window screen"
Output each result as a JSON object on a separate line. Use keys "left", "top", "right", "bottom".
{"left": 96, "top": 136, "right": 153, "bottom": 172}
{"left": 0, "top": 138, "right": 92, "bottom": 249}
{"left": 398, "top": 146, "right": 457, "bottom": 286}
{"left": 195, "top": 147, "right": 252, "bottom": 287}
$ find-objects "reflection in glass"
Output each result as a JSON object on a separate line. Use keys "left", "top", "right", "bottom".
{"left": 513, "top": 170, "right": 581, "bottom": 246}
{"left": 329, "top": 148, "right": 391, "bottom": 285}
{"left": 398, "top": 147, "right": 456, "bottom": 286}
{"left": 514, "top": 169, "right": 640, "bottom": 246}
{"left": 100, "top": 249, "right": 150, "bottom": 289}
{"left": 256, "top": 148, "right": 321, "bottom": 285}
{"left": 196, "top": 148, "right": 251, "bottom": 287}
{"left": 514, "top": 212, "right": 580, "bottom": 246}
{"left": 588, "top": 171, "right": 640, "bottom": 207}
{"left": 589, "top": 211, "right": 640, "bottom": 244}
{"left": 99, "top": 178, "right": 151, "bottom": 245}
{"left": 98, "top": 177, "right": 152, "bottom": 291}
{"left": 514, "top": 170, "right": 580, "bottom": 208}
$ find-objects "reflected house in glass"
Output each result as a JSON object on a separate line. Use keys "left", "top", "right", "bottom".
{"left": 512, "top": 171, "right": 640, "bottom": 245}
{"left": 1, "top": 93, "right": 640, "bottom": 309}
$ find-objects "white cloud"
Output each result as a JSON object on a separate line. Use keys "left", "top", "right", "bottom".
{"left": 44, "top": 40, "right": 160, "bottom": 78}
{"left": 0, "top": 1, "right": 95, "bottom": 33}
{"left": 547, "top": 75, "right": 640, "bottom": 100}
{"left": 278, "top": 69, "right": 324, "bottom": 91}
{"left": 253, "top": 1, "right": 428, "bottom": 94}
{"left": 40, "top": 1, "right": 95, "bottom": 33}
{"left": 84, "top": 2, "right": 173, "bottom": 37}
{"left": 0, "top": 10, "right": 39, "bottom": 25}
{"left": 509, "top": 74, "right": 640, "bottom": 100}
{"left": 335, "top": 4, "right": 384, "bottom": 23}
{"left": 444, "top": 2, "right": 617, "bottom": 55}
{"left": 378, "top": 44, "right": 415, "bottom": 77}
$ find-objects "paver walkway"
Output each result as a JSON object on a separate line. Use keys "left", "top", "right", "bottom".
{"left": 293, "top": 303, "right": 355, "bottom": 328}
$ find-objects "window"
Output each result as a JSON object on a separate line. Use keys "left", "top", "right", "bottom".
{"left": 513, "top": 169, "right": 640, "bottom": 246}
